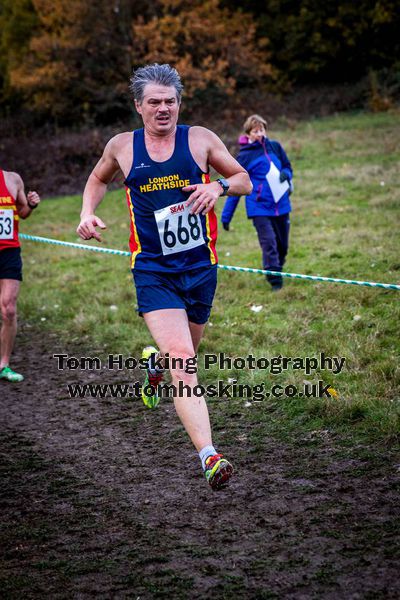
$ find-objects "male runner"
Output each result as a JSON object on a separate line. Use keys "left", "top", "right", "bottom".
{"left": 0, "top": 169, "right": 40, "bottom": 382}
{"left": 77, "top": 64, "right": 252, "bottom": 489}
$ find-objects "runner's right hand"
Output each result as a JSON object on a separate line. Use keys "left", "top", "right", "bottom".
{"left": 77, "top": 214, "right": 107, "bottom": 242}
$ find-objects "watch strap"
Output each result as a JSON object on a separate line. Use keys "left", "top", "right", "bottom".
{"left": 216, "top": 178, "right": 229, "bottom": 195}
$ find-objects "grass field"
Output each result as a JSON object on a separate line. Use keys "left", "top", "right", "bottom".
{"left": 18, "top": 110, "right": 400, "bottom": 443}
{"left": 2, "top": 110, "right": 400, "bottom": 600}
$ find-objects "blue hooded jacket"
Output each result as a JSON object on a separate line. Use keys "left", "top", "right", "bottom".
{"left": 221, "top": 137, "right": 293, "bottom": 222}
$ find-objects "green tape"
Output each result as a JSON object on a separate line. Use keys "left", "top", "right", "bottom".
{"left": 19, "top": 234, "right": 400, "bottom": 291}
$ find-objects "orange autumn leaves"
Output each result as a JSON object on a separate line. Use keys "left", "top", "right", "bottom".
{"left": 133, "top": 0, "right": 272, "bottom": 100}
{"left": 1, "top": 0, "right": 272, "bottom": 121}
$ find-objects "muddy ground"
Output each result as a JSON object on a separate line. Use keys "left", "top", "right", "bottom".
{"left": 1, "top": 325, "right": 399, "bottom": 599}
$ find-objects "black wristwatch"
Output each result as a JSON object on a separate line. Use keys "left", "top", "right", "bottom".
{"left": 28, "top": 201, "right": 37, "bottom": 210}
{"left": 216, "top": 178, "right": 230, "bottom": 196}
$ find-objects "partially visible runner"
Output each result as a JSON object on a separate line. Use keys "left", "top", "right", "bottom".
{"left": 77, "top": 63, "right": 252, "bottom": 489}
{"left": 0, "top": 169, "right": 40, "bottom": 382}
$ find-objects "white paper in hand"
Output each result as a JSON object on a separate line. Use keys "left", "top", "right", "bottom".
{"left": 266, "top": 161, "right": 290, "bottom": 203}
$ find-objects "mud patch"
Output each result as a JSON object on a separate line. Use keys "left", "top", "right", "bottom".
{"left": 1, "top": 325, "right": 399, "bottom": 598}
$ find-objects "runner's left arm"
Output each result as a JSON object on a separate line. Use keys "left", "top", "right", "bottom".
{"left": 15, "top": 174, "right": 40, "bottom": 219}
{"left": 184, "top": 129, "right": 252, "bottom": 215}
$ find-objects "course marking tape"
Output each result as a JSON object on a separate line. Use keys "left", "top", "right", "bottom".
{"left": 19, "top": 234, "right": 400, "bottom": 291}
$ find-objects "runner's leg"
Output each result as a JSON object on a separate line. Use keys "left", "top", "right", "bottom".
{"left": 143, "top": 308, "right": 212, "bottom": 451}
{"left": 0, "top": 279, "right": 20, "bottom": 369}
{"left": 188, "top": 321, "right": 206, "bottom": 353}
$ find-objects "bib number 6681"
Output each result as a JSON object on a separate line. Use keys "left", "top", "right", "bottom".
{"left": 155, "top": 203, "right": 204, "bottom": 256}
{"left": 163, "top": 214, "right": 201, "bottom": 248}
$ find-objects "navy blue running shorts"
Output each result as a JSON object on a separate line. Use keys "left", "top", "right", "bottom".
{"left": 0, "top": 247, "right": 23, "bottom": 281}
{"left": 133, "top": 266, "right": 218, "bottom": 325}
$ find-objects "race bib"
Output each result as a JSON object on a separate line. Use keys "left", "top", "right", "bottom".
{"left": 154, "top": 202, "right": 204, "bottom": 256}
{"left": 0, "top": 209, "right": 14, "bottom": 240}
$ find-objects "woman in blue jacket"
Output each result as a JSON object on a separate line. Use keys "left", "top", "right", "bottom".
{"left": 221, "top": 114, "right": 293, "bottom": 291}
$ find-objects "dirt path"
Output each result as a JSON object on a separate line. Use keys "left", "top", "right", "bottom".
{"left": 1, "top": 325, "right": 399, "bottom": 599}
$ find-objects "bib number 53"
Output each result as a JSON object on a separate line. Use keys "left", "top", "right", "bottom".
{"left": 0, "top": 209, "right": 14, "bottom": 240}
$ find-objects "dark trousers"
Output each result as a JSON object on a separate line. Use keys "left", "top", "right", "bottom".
{"left": 252, "top": 214, "right": 290, "bottom": 287}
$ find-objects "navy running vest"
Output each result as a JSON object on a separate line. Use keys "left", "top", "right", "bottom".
{"left": 124, "top": 125, "right": 218, "bottom": 272}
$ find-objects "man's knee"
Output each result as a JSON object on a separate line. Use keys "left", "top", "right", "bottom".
{"left": 168, "top": 346, "right": 198, "bottom": 385}
{"left": 1, "top": 299, "right": 17, "bottom": 323}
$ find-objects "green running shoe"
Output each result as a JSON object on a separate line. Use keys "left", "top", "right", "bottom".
{"left": 0, "top": 366, "right": 24, "bottom": 382}
{"left": 204, "top": 454, "right": 234, "bottom": 490}
{"left": 141, "top": 346, "right": 164, "bottom": 409}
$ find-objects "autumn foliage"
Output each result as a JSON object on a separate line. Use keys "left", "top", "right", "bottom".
{"left": 133, "top": 0, "right": 272, "bottom": 103}
{"left": 0, "top": 0, "right": 398, "bottom": 125}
